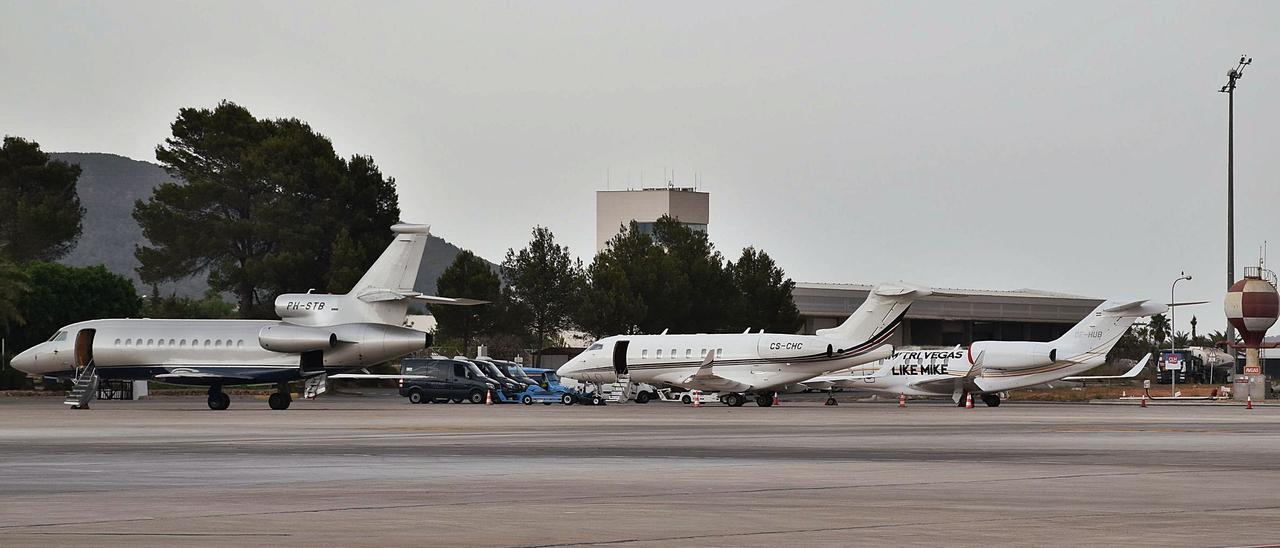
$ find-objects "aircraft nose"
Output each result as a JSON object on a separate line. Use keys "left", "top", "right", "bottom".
{"left": 10, "top": 349, "right": 36, "bottom": 374}
{"left": 556, "top": 358, "right": 584, "bottom": 380}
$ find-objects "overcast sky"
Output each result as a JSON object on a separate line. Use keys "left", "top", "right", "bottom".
{"left": 3, "top": 1, "right": 1278, "bottom": 335}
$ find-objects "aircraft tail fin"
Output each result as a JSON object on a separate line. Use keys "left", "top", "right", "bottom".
{"left": 1054, "top": 299, "right": 1168, "bottom": 357}
{"left": 815, "top": 282, "right": 934, "bottom": 345}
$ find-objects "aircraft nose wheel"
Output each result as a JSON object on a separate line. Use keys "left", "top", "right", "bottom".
{"left": 268, "top": 392, "right": 292, "bottom": 410}
{"left": 981, "top": 394, "right": 1001, "bottom": 407}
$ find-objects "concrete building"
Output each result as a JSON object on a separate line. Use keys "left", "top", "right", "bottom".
{"left": 596, "top": 187, "right": 709, "bottom": 251}
{"left": 794, "top": 283, "right": 1104, "bottom": 346}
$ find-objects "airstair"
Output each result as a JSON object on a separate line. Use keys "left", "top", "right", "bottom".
{"left": 64, "top": 363, "right": 98, "bottom": 409}
{"left": 304, "top": 373, "right": 328, "bottom": 399}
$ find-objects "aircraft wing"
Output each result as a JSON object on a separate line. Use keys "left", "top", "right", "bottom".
{"left": 155, "top": 372, "right": 257, "bottom": 381}
{"left": 328, "top": 374, "right": 435, "bottom": 380}
{"left": 1063, "top": 353, "right": 1150, "bottom": 381}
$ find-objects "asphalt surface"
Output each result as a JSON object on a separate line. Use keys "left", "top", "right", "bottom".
{"left": 2, "top": 392, "right": 1279, "bottom": 547}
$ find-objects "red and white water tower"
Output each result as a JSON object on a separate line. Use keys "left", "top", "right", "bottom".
{"left": 1224, "top": 261, "right": 1279, "bottom": 400}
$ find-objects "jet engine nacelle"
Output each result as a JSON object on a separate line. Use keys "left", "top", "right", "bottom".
{"left": 258, "top": 324, "right": 338, "bottom": 353}
{"left": 330, "top": 323, "right": 432, "bottom": 362}
{"left": 968, "top": 341, "right": 1057, "bottom": 370}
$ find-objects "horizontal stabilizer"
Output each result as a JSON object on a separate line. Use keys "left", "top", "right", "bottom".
{"left": 1103, "top": 300, "right": 1168, "bottom": 316}
{"left": 357, "top": 288, "right": 487, "bottom": 306}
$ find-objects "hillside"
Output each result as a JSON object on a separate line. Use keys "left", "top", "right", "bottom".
{"left": 50, "top": 152, "right": 482, "bottom": 297}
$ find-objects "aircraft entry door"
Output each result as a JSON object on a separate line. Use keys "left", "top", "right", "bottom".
{"left": 74, "top": 329, "right": 96, "bottom": 371}
{"left": 612, "top": 340, "right": 629, "bottom": 375}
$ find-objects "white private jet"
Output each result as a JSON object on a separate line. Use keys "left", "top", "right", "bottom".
{"left": 804, "top": 299, "right": 1166, "bottom": 406}
{"left": 11, "top": 223, "right": 482, "bottom": 410}
{"left": 556, "top": 283, "right": 940, "bottom": 407}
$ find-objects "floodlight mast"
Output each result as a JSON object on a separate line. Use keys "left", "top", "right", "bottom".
{"left": 1220, "top": 55, "right": 1251, "bottom": 351}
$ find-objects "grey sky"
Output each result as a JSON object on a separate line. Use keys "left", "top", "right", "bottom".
{"left": 3, "top": 1, "right": 1278, "bottom": 335}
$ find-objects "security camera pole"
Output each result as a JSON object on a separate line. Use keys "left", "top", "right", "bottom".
{"left": 1220, "top": 55, "right": 1251, "bottom": 355}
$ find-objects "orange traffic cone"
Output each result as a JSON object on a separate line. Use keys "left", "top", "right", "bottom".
{"left": 964, "top": 393, "right": 974, "bottom": 409}
{"left": 692, "top": 390, "right": 702, "bottom": 408}
{"left": 485, "top": 389, "right": 493, "bottom": 405}
{"left": 1140, "top": 394, "right": 1147, "bottom": 408}
{"left": 898, "top": 393, "right": 906, "bottom": 408}
{"left": 1247, "top": 395, "right": 1253, "bottom": 410}
{"left": 772, "top": 392, "right": 780, "bottom": 406}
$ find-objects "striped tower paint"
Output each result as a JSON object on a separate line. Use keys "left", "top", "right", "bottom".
{"left": 1224, "top": 272, "right": 1278, "bottom": 377}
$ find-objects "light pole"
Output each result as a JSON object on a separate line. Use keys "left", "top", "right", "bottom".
{"left": 1220, "top": 55, "right": 1251, "bottom": 351}
{"left": 1170, "top": 272, "right": 1191, "bottom": 396}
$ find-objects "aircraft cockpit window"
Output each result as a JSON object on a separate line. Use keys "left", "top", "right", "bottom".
{"left": 587, "top": 343, "right": 603, "bottom": 351}
{"left": 48, "top": 331, "right": 67, "bottom": 342}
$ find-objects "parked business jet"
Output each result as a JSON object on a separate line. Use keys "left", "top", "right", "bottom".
{"left": 556, "top": 283, "right": 938, "bottom": 407}
{"left": 804, "top": 299, "right": 1165, "bottom": 406}
{"left": 11, "top": 223, "right": 481, "bottom": 410}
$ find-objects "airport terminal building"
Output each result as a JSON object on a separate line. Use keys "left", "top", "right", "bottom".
{"left": 794, "top": 283, "right": 1104, "bottom": 346}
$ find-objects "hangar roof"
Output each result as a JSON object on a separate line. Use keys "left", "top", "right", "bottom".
{"left": 793, "top": 282, "right": 1105, "bottom": 324}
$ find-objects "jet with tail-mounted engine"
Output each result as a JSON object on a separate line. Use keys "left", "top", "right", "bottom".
{"left": 556, "top": 283, "right": 943, "bottom": 407}
{"left": 10, "top": 223, "right": 482, "bottom": 410}
{"left": 804, "top": 299, "right": 1166, "bottom": 406}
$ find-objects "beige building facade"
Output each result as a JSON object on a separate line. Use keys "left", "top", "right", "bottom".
{"left": 595, "top": 187, "right": 709, "bottom": 251}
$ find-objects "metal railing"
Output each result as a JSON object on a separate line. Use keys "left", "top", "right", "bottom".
{"left": 1243, "top": 266, "right": 1277, "bottom": 287}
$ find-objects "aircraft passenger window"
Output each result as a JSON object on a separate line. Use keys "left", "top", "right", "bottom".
{"left": 215, "top": 340, "right": 223, "bottom": 347}
{"left": 717, "top": 348, "right": 723, "bottom": 357}
{"left": 124, "top": 339, "right": 131, "bottom": 346}
{"left": 641, "top": 350, "right": 648, "bottom": 359}
{"left": 656, "top": 349, "right": 663, "bottom": 358}
{"left": 236, "top": 340, "right": 243, "bottom": 347}
{"left": 114, "top": 339, "right": 121, "bottom": 346}
{"left": 670, "top": 348, "right": 676, "bottom": 359}
{"left": 147, "top": 339, "right": 154, "bottom": 346}
{"left": 700, "top": 349, "right": 707, "bottom": 357}
{"left": 179, "top": 339, "right": 187, "bottom": 347}
{"left": 169, "top": 339, "right": 175, "bottom": 346}
{"left": 157, "top": 339, "right": 164, "bottom": 347}
{"left": 226, "top": 339, "right": 233, "bottom": 347}
{"left": 204, "top": 339, "right": 211, "bottom": 347}
{"left": 685, "top": 349, "right": 691, "bottom": 358}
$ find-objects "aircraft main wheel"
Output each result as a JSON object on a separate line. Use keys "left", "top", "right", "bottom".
{"left": 982, "top": 394, "right": 1001, "bottom": 407}
{"left": 755, "top": 394, "right": 773, "bottom": 407}
{"left": 635, "top": 391, "right": 652, "bottom": 404}
{"left": 561, "top": 394, "right": 575, "bottom": 405}
{"left": 468, "top": 390, "right": 485, "bottom": 404}
{"left": 408, "top": 390, "right": 424, "bottom": 404}
{"left": 268, "top": 392, "right": 291, "bottom": 410}
{"left": 723, "top": 393, "right": 745, "bottom": 407}
{"left": 208, "top": 392, "right": 230, "bottom": 411}
{"left": 522, "top": 395, "right": 534, "bottom": 405}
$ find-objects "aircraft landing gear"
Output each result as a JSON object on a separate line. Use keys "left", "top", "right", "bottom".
{"left": 721, "top": 393, "right": 746, "bottom": 407}
{"left": 981, "top": 393, "right": 1001, "bottom": 407}
{"left": 755, "top": 392, "right": 775, "bottom": 407}
{"left": 269, "top": 383, "right": 292, "bottom": 410}
{"left": 207, "top": 386, "right": 230, "bottom": 410}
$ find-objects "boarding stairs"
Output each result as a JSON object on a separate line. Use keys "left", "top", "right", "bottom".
{"left": 64, "top": 363, "right": 98, "bottom": 409}
{"left": 304, "top": 373, "right": 328, "bottom": 399}
{"left": 607, "top": 374, "right": 638, "bottom": 403}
